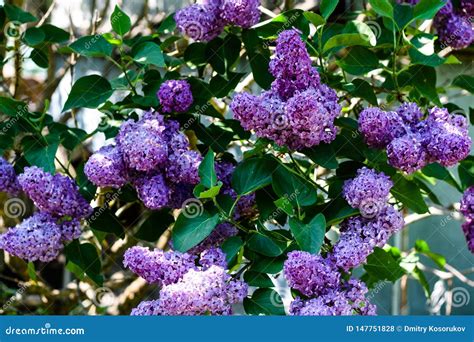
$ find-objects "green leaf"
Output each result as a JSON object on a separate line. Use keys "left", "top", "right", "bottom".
{"left": 110, "top": 5, "right": 131, "bottom": 36}
{"left": 289, "top": 214, "right": 326, "bottom": 253}
{"left": 391, "top": 174, "right": 429, "bottom": 214}
{"left": 338, "top": 46, "right": 379, "bottom": 75}
{"left": 369, "top": 0, "right": 394, "bottom": 19}
{"left": 274, "top": 197, "right": 294, "bottom": 216}
{"left": 232, "top": 156, "right": 277, "bottom": 195}
{"left": 459, "top": 157, "right": 474, "bottom": 189}
{"left": 348, "top": 79, "right": 378, "bottom": 105}
{"left": 4, "top": 4, "right": 37, "bottom": 23}
{"left": 22, "top": 134, "right": 59, "bottom": 174}
{"left": 320, "top": 0, "right": 338, "bottom": 19}
{"left": 88, "top": 207, "right": 124, "bottom": 238}
{"left": 247, "top": 232, "right": 288, "bottom": 257}
{"left": 272, "top": 166, "right": 317, "bottom": 207}
{"left": 411, "top": 266, "right": 431, "bottom": 297}
{"left": 364, "top": 247, "right": 406, "bottom": 282}
{"left": 132, "top": 42, "right": 165, "bottom": 67}
{"left": 63, "top": 75, "right": 113, "bottom": 111}
{"left": 39, "top": 24, "right": 69, "bottom": 43}
{"left": 413, "top": 0, "right": 446, "bottom": 21}
{"left": 422, "top": 163, "right": 461, "bottom": 192}
{"left": 250, "top": 255, "right": 285, "bottom": 274}
{"left": 30, "top": 48, "right": 48, "bottom": 68}
{"left": 135, "top": 211, "right": 174, "bottom": 242}
{"left": 172, "top": 210, "right": 220, "bottom": 252}
{"left": 221, "top": 236, "right": 243, "bottom": 263}
{"left": 394, "top": 3, "right": 414, "bottom": 29}
{"left": 303, "top": 11, "right": 325, "bottom": 27}
{"left": 27, "top": 262, "right": 37, "bottom": 281}
{"left": 302, "top": 144, "right": 339, "bottom": 169}
{"left": 244, "top": 289, "right": 285, "bottom": 315}
{"left": 64, "top": 240, "right": 103, "bottom": 286}
{"left": 323, "top": 33, "right": 373, "bottom": 52}
{"left": 69, "top": 35, "right": 113, "bottom": 57}
{"left": 415, "top": 239, "right": 446, "bottom": 269}
{"left": 0, "top": 97, "right": 28, "bottom": 116}
{"left": 195, "top": 183, "right": 222, "bottom": 199}
{"left": 402, "top": 65, "right": 440, "bottom": 105}
{"left": 198, "top": 149, "right": 217, "bottom": 189}
{"left": 244, "top": 271, "right": 274, "bottom": 288}
{"left": 452, "top": 75, "right": 474, "bottom": 94}
{"left": 23, "top": 27, "right": 45, "bottom": 46}
{"left": 242, "top": 29, "right": 274, "bottom": 89}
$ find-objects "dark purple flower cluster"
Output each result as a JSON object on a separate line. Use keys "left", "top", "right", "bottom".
{"left": 0, "top": 212, "right": 81, "bottom": 262}
{"left": 343, "top": 167, "right": 392, "bottom": 218}
{"left": 284, "top": 251, "right": 376, "bottom": 316}
{"left": 157, "top": 80, "right": 193, "bottom": 113}
{"left": 231, "top": 29, "right": 341, "bottom": 150}
{"left": 460, "top": 187, "right": 474, "bottom": 253}
{"left": 0, "top": 157, "right": 20, "bottom": 195}
{"left": 215, "top": 160, "right": 257, "bottom": 220}
{"left": 125, "top": 245, "right": 247, "bottom": 316}
{"left": 18, "top": 166, "right": 92, "bottom": 219}
{"left": 289, "top": 279, "right": 376, "bottom": 316}
{"left": 359, "top": 104, "right": 471, "bottom": 173}
{"left": 434, "top": 0, "right": 474, "bottom": 50}
{"left": 175, "top": 0, "right": 260, "bottom": 42}
{"left": 85, "top": 110, "right": 202, "bottom": 210}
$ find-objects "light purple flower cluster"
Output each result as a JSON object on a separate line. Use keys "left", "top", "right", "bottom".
{"left": 0, "top": 212, "right": 81, "bottom": 262}
{"left": 433, "top": 0, "right": 474, "bottom": 50}
{"left": 132, "top": 266, "right": 248, "bottom": 316}
{"left": 289, "top": 279, "right": 376, "bottom": 316}
{"left": 359, "top": 104, "right": 471, "bottom": 173}
{"left": 215, "top": 160, "right": 257, "bottom": 220}
{"left": 343, "top": 167, "right": 393, "bottom": 218}
{"left": 18, "top": 166, "right": 92, "bottom": 219}
{"left": 231, "top": 29, "right": 341, "bottom": 150}
{"left": 85, "top": 110, "right": 202, "bottom": 210}
{"left": 125, "top": 245, "right": 248, "bottom": 316}
{"left": 284, "top": 251, "right": 376, "bottom": 316}
{"left": 0, "top": 165, "right": 91, "bottom": 262}
{"left": 175, "top": 0, "right": 260, "bottom": 42}
{"left": 330, "top": 205, "right": 404, "bottom": 270}
{"left": 460, "top": 187, "right": 474, "bottom": 253}
{"left": 0, "top": 157, "right": 20, "bottom": 195}
{"left": 157, "top": 80, "right": 193, "bottom": 113}
{"left": 334, "top": 167, "right": 404, "bottom": 270}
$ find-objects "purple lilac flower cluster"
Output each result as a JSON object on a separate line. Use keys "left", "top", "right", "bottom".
{"left": 433, "top": 0, "right": 474, "bottom": 50}
{"left": 398, "top": 0, "right": 473, "bottom": 49}
{"left": 460, "top": 187, "right": 474, "bottom": 253}
{"left": 215, "top": 160, "right": 257, "bottom": 220}
{"left": 342, "top": 167, "right": 393, "bottom": 218}
{"left": 0, "top": 157, "right": 20, "bottom": 195}
{"left": 175, "top": 0, "right": 260, "bottom": 42}
{"left": 231, "top": 29, "right": 341, "bottom": 150}
{"left": 284, "top": 251, "right": 376, "bottom": 316}
{"left": 0, "top": 166, "right": 90, "bottom": 262}
{"left": 125, "top": 245, "right": 247, "bottom": 315}
{"left": 359, "top": 104, "right": 471, "bottom": 173}
{"left": 157, "top": 80, "right": 193, "bottom": 113}
{"left": 85, "top": 110, "right": 202, "bottom": 210}
{"left": 334, "top": 167, "right": 404, "bottom": 270}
